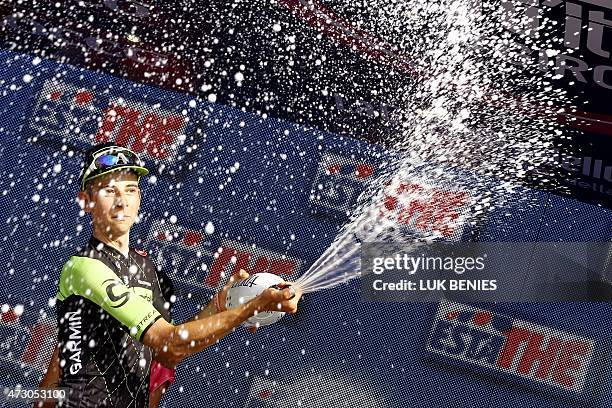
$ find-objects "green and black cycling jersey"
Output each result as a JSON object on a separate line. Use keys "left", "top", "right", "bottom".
{"left": 56, "top": 236, "right": 174, "bottom": 408}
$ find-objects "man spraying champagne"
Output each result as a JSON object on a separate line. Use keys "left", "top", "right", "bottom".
{"left": 37, "top": 143, "right": 302, "bottom": 407}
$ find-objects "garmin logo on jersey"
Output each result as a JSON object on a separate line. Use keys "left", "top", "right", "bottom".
{"left": 65, "top": 310, "right": 83, "bottom": 375}
{"left": 103, "top": 278, "right": 131, "bottom": 308}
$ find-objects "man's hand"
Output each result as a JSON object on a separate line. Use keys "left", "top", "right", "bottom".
{"left": 219, "top": 273, "right": 303, "bottom": 332}
{"left": 143, "top": 275, "right": 305, "bottom": 366}
{"left": 215, "top": 269, "right": 250, "bottom": 312}
{"left": 272, "top": 282, "right": 302, "bottom": 314}
{"left": 218, "top": 271, "right": 303, "bottom": 316}
{"left": 251, "top": 281, "right": 303, "bottom": 314}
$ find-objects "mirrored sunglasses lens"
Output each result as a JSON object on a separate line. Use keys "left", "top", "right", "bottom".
{"left": 95, "top": 154, "right": 119, "bottom": 168}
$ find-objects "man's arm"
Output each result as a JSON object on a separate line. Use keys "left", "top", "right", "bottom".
{"left": 149, "top": 383, "right": 167, "bottom": 408}
{"left": 34, "top": 345, "right": 60, "bottom": 408}
{"left": 38, "top": 345, "right": 60, "bottom": 387}
{"left": 191, "top": 270, "right": 250, "bottom": 321}
{"left": 61, "top": 256, "right": 300, "bottom": 369}
{"left": 60, "top": 256, "right": 164, "bottom": 341}
{"left": 143, "top": 286, "right": 295, "bottom": 368}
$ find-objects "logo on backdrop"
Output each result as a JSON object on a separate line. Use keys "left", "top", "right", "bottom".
{"left": 309, "top": 152, "right": 376, "bottom": 217}
{"left": 378, "top": 178, "right": 472, "bottom": 240}
{"left": 29, "top": 78, "right": 191, "bottom": 164}
{"left": 535, "top": 149, "right": 612, "bottom": 197}
{"left": 310, "top": 153, "right": 474, "bottom": 240}
{"left": 147, "top": 220, "right": 302, "bottom": 293}
{"left": 427, "top": 300, "right": 595, "bottom": 394}
{"left": 0, "top": 305, "right": 56, "bottom": 377}
{"left": 493, "top": 0, "right": 612, "bottom": 90}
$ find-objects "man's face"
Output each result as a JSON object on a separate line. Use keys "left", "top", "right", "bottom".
{"left": 78, "top": 170, "right": 141, "bottom": 239}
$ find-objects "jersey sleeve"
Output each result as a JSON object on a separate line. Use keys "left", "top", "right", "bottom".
{"left": 58, "top": 256, "right": 163, "bottom": 341}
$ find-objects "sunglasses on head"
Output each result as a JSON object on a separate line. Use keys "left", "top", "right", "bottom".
{"left": 81, "top": 148, "right": 143, "bottom": 189}
{"left": 93, "top": 151, "right": 138, "bottom": 168}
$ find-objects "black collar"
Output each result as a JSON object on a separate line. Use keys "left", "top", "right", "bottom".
{"left": 88, "top": 236, "right": 130, "bottom": 261}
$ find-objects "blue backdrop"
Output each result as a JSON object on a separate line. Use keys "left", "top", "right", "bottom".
{"left": 0, "top": 49, "right": 611, "bottom": 408}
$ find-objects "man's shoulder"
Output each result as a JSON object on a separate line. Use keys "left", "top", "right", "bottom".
{"left": 60, "top": 255, "right": 112, "bottom": 278}
{"left": 130, "top": 247, "right": 159, "bottom": 274}
{"left": 75, "top": 242, "right": 100, "bottom": 259}
{"left": 57, "top": 255, "right": 111, "bottom": 301}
